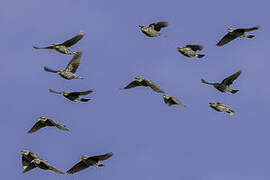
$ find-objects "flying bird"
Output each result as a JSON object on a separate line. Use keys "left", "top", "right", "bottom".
{"left": 21, "top": 150, "right": 42, "bottom": 171}
{"left": 201, "top": 70, "right": 241, "bottom": 94}
{"left": 163, "top": 94, "right": 186, "bottom": 107}
{"left": 139, "top": 21, "right": 168, "bottom": 37}
{"left": 217, "top": 26, "right": 259, "bottom": 46}
{"left": 177, "top": 45, "right": 205, "bottom": 58}
{"left": 209, "top": 102, "right": 235, "bottom": 115}
{"left": 49, "top": 89, "right": 93, "bottom": 102}
{"left": 33, "top": 31, "right": 85, "bottom": 54}
{"left": 44, "top": 49, "right": 83, "bottom": 80}
{"left": 27, "top": 116, "right": 69, "bottom": 133}
{"left": 67, "top": 152, "right": 113, "bottom": 174}
{"left": 23, "top": 158, "right": 65, "bottom": 174}
{"left": 122, "top": 77, "right": 165, "bottom": 93}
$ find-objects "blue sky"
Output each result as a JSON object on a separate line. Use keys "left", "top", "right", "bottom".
{"left": 1, "top": 0, "right": 270, "bottom": 179}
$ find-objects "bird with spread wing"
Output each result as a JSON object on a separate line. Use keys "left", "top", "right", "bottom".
{"left": 139, "top": 21, "right": 168, "bottom": 37}
{"left": 67, "top": 152, "right": 113, "bottom": 174}
{"left": 33, "top": 31, "right": 84, "bottom": 54}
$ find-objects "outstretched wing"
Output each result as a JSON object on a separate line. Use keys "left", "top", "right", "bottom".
{"left": 45, "top": 118, "right": 69, "bottom": 131}
{"left": 73, "top": 90, "right": 94, "bottom": 95}
{"left": 170, "top": 96, "right": 186, "bottom": 107}
{"left": 241, "top": 26, "right": 260, "bottom": 32}
{"left": 123, "top": 80, "right": 141, "bottom": 89}
{"left": 22, "top": 156, "right": 31, "bottom": 169}
{"left": 67, "top": 161, "right": 88, "bottom": 174}
{"left": 144, "top": 79, "right": 164, "bottom": 93}
{"left": 23, "top": 162, "right": 37, "bottom": 173}
{"left": 46, "top": 162, "right": 65, "bottom": 174}
{"left": 186, "top": 45, "right": 203, "bottom": 51}
{"left": 90, "top": 152, "right": 113, "bottom": 161}
{"left": 28, "top": 121, "right": 46, "bottom": 133}
{"left": 62, "top": 31, "right": 85, "bottom": 47}
{"left": 65, "top": 49, "right": 82, "bottom": 73}
{"left": 29, "top": 151, "right": 42, "bottom": 160}
{"left": 216, "top": 33, "right": 237, "bottom": 46}
{"left": 221, "top": 70, "right": 242, "bottom": 86}
{"left": 150, "top": 21, "right": 168, "bottom": 31}
{"left": 55, "top": 124, "right": 69, "bottom": 131}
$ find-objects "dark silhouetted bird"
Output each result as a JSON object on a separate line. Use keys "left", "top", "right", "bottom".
{"left": 44, "top": 49, "right": 83, "bottom": 80}
{"left": 123, "top": 77, "right": 164, "bottom": 93}
{"left": 209, "top": 102, "right": 235, "bottom": 115}
{"left": 201, "top": 70, "right": 241, "bottom": 94}
{"left": 27, "top": 116, "right": 69, "bottom": 133}
{"left": 139, "top": 21, "right": 168, "bottom": 37}
{"left": 23, "top": 158, "right": 65, "bottom": 174}
{"left": 177, "top": 45, "right": 205, "bottom": 58}
{"left": 33, "top": 31, "right": 84, "bottom": 54}
{"left": 67, "top": 152, "right": 113, "bottom": 174}
{"left": 217, "top": 26, "right": 259, "bottom": 46}
{"left": 163, "top": 94, "right": 186, "bottom": 107}
{"left": 21, "top": 150, "right": 42, "bottom": 171}
{"left": 49, "top": 89, "right": 93, "bottom": 102}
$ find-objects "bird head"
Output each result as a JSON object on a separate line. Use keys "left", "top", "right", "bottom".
{"left": 209, "top": 102, "right": 217, "bottom": 107}
{"left": 177, "top": 46, "right": 183, "bottom": 52}
{"left": 39, "top": 117, "right": 47, "bottom": 122}
{"left": 63, "top": 92, "right": 69, "bottom": 96}
{"left": 163, "top": 94, "right": 169, "bottom": 99}
{"left": 227, "top": 28, "right": 234, "bottom": 33}
{"left": 81, "top": 155, "right": 89, "bottom": 161}
{"left": 138, "top": 24, "right": 145, "bottom": 28}
{"left": 21, "top": 150, "right": 29, "bottom": 155}
{"left": 135, "top": 77, "right": 143, "bottom": 81}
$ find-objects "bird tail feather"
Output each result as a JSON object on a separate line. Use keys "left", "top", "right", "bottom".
{"left": 201, "top": 79, "right": 213, "bottom": 85}
{"left": 44, "top": 66, "right": 59, "bottom": 73}
{"left": 33, "top": 46, "right": 41, "bottom": 49}
{"left": 49, "top": 89, "right": 62, "bottom": 94}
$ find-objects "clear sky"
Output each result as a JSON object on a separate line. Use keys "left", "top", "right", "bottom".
{"left": 1, "top": 0, "right": 269, "bottom": 179}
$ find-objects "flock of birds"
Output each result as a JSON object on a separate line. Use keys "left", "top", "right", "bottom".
{"left": 21, "top": 21, "right": 260, "bottom": 175}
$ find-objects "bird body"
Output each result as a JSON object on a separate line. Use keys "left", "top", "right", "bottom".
{"left": 21, "top": 150, "right": 64, "bottom": 174}
{"left": 44, "top": 49, "right": 83, "bottom": 80}
{"left": 209, "top": 102, "right": 235, "bottom": 115}
{"left": 67, "top": 153, "right": 113, "bottom": 174}
{"left": 33, "top": 31, "right": 85, "bottom": 54}
{"left": 217, "top": 26, "right": 259, "bottom": 46}
{"left": 163, "top": 94, "right": 186, "bottom": 107}
{"left": 28, "top": 116, "right": 69, "bottom": 133}
{"left": 123, "top": 77, "right": 165, "bottom": 93}
{"left": 21, "top": 150, "right": 42, "bottom": 170}
{"left": 58, "top": 71, "right": 82, "bottom": 80}
{"left": 140, "top": 26, "right": 162, "bottom": 37}
{"left": 139, "top": 21, "right": 168, "bottom": 37}
{"left": 49, "top": 89, "right": 93, "bottom": 102}
{"left": 201, "top": 70, "right": 241, "bottom": 94}
{"left": 24, "top": 158, "right": 65, "bottom": 174}
{"left": 177, "top": 45, "right": 205, "bottom": 58}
